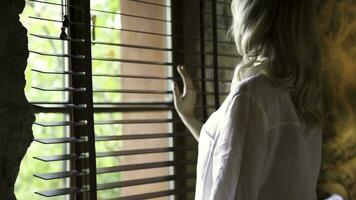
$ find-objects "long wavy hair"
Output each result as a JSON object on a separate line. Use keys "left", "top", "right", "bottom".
{"left": 228, "top": 0, "right": 323, "bottom": 126}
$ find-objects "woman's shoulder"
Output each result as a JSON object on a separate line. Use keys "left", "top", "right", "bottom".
{"left": 231, "top": 73, "right": 303, "bottom": 128}
{"left": 231, "top": 73, "right": 283, "bottom": 100}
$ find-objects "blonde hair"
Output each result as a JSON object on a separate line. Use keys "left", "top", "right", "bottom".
{"left": 228, "top": 0, "right": 322, "bottom": 126}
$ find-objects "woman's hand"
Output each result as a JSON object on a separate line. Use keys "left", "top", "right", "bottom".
{"left": 172, "top": 65, "right": 197, "bottom": 120}
{"left": 172, "top": 65, "right": 202, "bottom": 141}
{"left": 173, "top": 66, "right": 203, "bottom": 141}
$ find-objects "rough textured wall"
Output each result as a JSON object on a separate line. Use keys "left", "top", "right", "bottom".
{"left": 317, "top": 0, "right": 356, "bottom": 199}
{"left": 0, "top": 0, "right": 35, "bottom": 200}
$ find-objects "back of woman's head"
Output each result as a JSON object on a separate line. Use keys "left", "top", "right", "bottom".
{"left": 229, "top": 0, "right": 323, "bottom": 126}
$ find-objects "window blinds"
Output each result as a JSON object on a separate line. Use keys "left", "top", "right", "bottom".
{"left": 171, "top": 1, "right": 237, "bottom": 199}
{"left": 24, "top": 0, "right": 237, "bottom": 199}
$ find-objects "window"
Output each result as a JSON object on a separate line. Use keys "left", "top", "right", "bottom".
{"left": 16, "top": 0, "right": 236, "bottom": 199}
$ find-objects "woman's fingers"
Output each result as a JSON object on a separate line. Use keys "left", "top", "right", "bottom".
{"left": 172, "top": 66, "right": 197, "bottom": 118}
{"left": 177, "top": 65, "right": 195, "bottom": 98}
{"left": 172, "top": 80, "right": 181, "bottom": 102}
{"left": 177, "top": 65, "right": 193, "bottom": 89}
{"left": 176, "top": 65, "right": 186, "bottom": 97}
{"left": 181, "top": 66, "right": 194, "bottom": 88}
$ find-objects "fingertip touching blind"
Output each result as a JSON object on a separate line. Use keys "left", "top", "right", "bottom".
{"left": 20, "top": 0, "right": 238, "bottom": 199}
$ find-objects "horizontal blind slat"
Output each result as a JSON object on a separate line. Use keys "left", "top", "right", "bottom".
{"left": 29, "top": 33, "right": 84, "bottom": 42}
{"left": 31, "top": 69, "right": 85, "bottom": 75}
{"left": 34, "top": 170, "right": 84, "bottom": 180}
{"left": 95, "top": 132, "right": 188, "bottom": 141}
{"left": 34, "top": 153, "right": 86, "bottom": 162}
{"left": 29, "top": 50, "right": 85, "bottom": 59}
{"left": 35, "top": 187, "right": 86, "bottom": 197}
{"left": 33, "top": 159, "right": 197, "bottom": 180}
{"left": 32, "top": 86, "right": 86, "bottom": 92}
{"left": 35, "top": 137, "right": 86, "bottom": 144}
{"left": 28, "top": 16, "right": 84, "bottom": 25}
{"left": 34, "top": 132, "right": 189, "bottom": 144}
{"left": 97, "top": 160, "right": 197, "bottom": 174}
{"left": 97, "top": 173, "right": 196, "bottom": 190}
{"left": 91, "top": 40, "right": 238, "bottom": 58}
{"left": 33, "top": 147, "right": 197, "bottom": 162}
{"left": 34, "top": 120, "right": 87, "bottom": 127}
{"left": 96, "top": 146, "right": 197, "bottom": 158}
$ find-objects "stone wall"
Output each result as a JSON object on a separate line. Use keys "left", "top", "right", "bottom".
{"left": 317, "top": 0, "right": 356, "bottom": 199}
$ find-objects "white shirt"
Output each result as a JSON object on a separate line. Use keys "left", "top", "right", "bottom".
{"left": 194, "top": 73, "right": 322, "bottom": 200}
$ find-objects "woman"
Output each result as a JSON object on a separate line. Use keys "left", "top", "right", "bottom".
{"left": 172, "top": 0, "right": 324, "bottom": 199}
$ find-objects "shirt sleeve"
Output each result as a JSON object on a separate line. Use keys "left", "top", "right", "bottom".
{"left": 209, "top": 93, "right": 268, "bottom": 200}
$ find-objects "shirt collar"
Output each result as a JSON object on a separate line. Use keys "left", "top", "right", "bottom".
{"left": 230, "top": 61, "right": 269, "bottom": 92}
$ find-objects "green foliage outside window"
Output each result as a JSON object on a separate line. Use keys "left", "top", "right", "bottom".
{"left": 16, "top": 0, "right": 123, "bottom": 199}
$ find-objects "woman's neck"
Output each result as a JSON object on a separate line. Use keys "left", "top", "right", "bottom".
{"left": 231, "top": 58, "right": 269, "bottom": 89}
